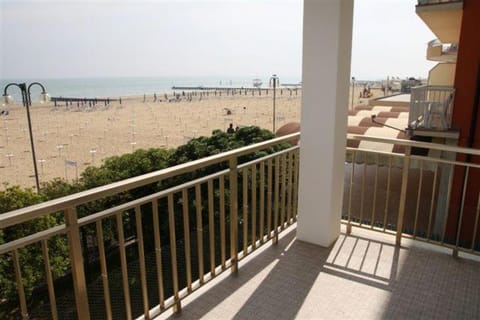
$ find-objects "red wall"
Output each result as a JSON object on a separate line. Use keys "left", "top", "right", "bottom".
{"left": 447, "top": 0, "right": 480, "bottom": 246}
{"left": 452, "top": 0, "right": 480, "bottom": 144}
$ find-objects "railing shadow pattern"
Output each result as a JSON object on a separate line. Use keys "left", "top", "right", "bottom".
{"left": 157, "top": 227, "right": 480, "bottom": 319}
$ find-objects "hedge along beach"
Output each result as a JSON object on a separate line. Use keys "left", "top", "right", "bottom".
{"left": 0, "top": 84, "right": 304, "bottom": 190}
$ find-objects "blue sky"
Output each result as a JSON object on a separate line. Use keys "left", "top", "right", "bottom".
{"left": 0, "top": 0, "right": 435, "bottom": 80}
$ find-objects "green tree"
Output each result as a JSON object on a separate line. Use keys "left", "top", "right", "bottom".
{"left": 0, "top": 126, "right": 289, "bottom": 318}
{"left": 81, "top": 148, "right": 172, "bottom": 189}
{"left": 0, "top": 185, "right": 70, "bottom": 318}
{"left": 40, "top": 178, "right": 84, "bottom": 201}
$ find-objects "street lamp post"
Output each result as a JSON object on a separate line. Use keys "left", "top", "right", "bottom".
{"left": 351, "top": 76, "right": 356, "bottom": 111}
{"left": 270, "top": 74, "right": 279, "bottom": 133}
{"left": 2, "top": 82, "right": 50, "bottom": 192}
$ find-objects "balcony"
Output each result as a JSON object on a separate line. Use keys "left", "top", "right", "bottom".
{"left": 1, "top": 133, "right": 480, "bottom": 319}
{"left": 157, "top": 225, "right": 480, "bottom": 320}
{"left": 408, "top": 85, "right": 455, "bottom": 132}
{"left": 416, "top": 0, "right": 463, "bottom": 43}
{"left": 427, "top": 39, "right": 458, "bottom": 62}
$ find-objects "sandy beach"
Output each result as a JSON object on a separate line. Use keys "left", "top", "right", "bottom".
{"left": 0, "top": 86, "right": 381, "bottom": 190}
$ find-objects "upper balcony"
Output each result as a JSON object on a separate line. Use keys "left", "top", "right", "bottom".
{"left": 2, "top": 133, "right": 480, "bottom": 319}
{"left": 416, "top": 0, "right": 463, "bottom": 44}
{"left": 427, "top": 39, "right": 458, "bottom": 62}
{"left": 408, "top": 85, "right": 455, "bottom": 133}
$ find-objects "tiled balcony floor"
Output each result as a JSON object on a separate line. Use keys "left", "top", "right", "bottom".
{"left": 158, "top": 224, "right": 480, "bottom": 320}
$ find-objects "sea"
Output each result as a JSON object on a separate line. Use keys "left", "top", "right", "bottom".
{"left": 0, "top": 76, "right": 301, "bottom": 101}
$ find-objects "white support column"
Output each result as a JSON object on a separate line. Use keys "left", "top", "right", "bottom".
{"left": 297, "top": 0, "right": 354, "bottom": 247}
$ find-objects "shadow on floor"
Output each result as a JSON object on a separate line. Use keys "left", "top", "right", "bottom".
{"left": 159, "top": 226, "right": 480, "bottom": 319}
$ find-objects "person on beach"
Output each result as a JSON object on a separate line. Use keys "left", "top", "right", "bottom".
{"left": 227, "top": 123, "right": 235, "bottom": 133}
{"left": 362, "top": 87, "right": 367, "bottom": 98}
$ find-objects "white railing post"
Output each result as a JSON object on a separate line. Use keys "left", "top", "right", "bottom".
{"left": 65, "top": 207, "right": 91, "bottom": 320}
{"left": 396, "top": 146, "right": 411, "bottom": 246}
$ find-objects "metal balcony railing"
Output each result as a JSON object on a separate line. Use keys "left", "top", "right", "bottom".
{"left": 0, "top": 133, "right": 300, "bottom": 320}
{"left": 4, "top": 132, "right": 480, "bottom": 319}
{"left": 344, "top": 134, "right": 480, "bottom": 257}
{"left": 408, "top": 85, "right": 455, "bottom": 130}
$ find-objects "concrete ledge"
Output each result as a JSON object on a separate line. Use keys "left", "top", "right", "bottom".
{"left": 369, "top": 94, "right": 411, "bottom": 107}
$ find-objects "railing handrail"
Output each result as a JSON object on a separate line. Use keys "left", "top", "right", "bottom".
{"left": 0, "top": 132, "right": 300, "bottom": 229}
{"left": 348, "top": 134, "right": 480, "bottom": 156}
{"left": 428, "top": 39, "right": 442, "bottom": 47}
{"left": 418, "top": 0, "right": 463, "bottom": 5}
{"left": 411, "top": 85, "right": 455, "bottom": 91}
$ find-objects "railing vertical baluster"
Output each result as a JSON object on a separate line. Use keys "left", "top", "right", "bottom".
{"left": 273, "top": 156, "right": 280, "bottom": 244}
{"left": 135, "top": 206, "right": 150, "bottom": 319}
{"left": 359, "top": 161, "right": 367, "bottom": 226}
{"left": 293, "top": 149, "right": 300, "bottom": 221}
{"left": 242, "top": 168, "right": 249, "bottom": 255}
{"left": 413, "top": 161, "right": 424, "bottom": 239}
{"left": 280, "top": 153, "right": 287, "bottom": 229}
{"left": 441, "top": 163, "right": 455, "bottom": 244}
{"left": 152, "top": 200, "right": 165, "bottom": 309}
{"left": 115, "top": 212, "right": 132, "bottom": 320}
{"left": 267, "top": 158, "right": 273, "bottom": 239}
{"left": 347, "top": 151, "right": 356, "bottom": 234}
{"left": 454, "top": 166, "right": 470, "bottom": 257}
{"left": 168, "top": 194, "right": 182, "bottom": 313}
{"left": 95, "top": 221, "right": 112, "bottom": 320}
{"left": 195, "top": 184, "right": 204, "bottom": 282}
{"left": 470, "top": 192, "right": 480, "bottom": 252}
{"left": 229, "top": 157, "right": 239, "bottom": 273}
{"left": 208, "top": 180, "right": 216, "bottom": 276}
{"left": 182, "top": 189, "right": 192, "bottom": 291}
{"left": 427, "top": 164, "right": 438, "bottom": 240}
{"left": 260, "top": 161, "right": 265, "bottom": 243}
{"left": 219, "top": 176, "right": 226, "bottom": 269}
{"left": 41, "top": 239, "right": 58, "bottom": 320}
{"left": 12, "top": 249, "right": 28, "bottom": 320}
{"left": 65, "top": 207, "right": 91, "bottom": 320}
{"left": 383, "top": 156, "right": 392, "bottom": 232}
{"left": 251, "top": 164, "right": 257, "bottom": 249}
{"left": 371, "top": 154, "right": 379, "bottom": 229}
{"left": 286, "top": 151, "right": 293, "bottom": 225}
{"left": 396, "top": 146, "right": 411, "bottom": 246}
